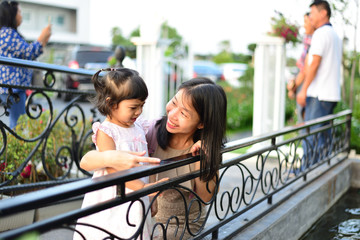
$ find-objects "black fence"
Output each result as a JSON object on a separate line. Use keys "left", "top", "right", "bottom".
{"left": 0, "top": 57, "right": 352, "bottom": 239}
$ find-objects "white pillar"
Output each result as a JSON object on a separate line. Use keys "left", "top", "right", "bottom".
{"left": 252, "top": 36, "right": 286, "bottom": 139}
{"left": 131, "top": 16, "right": 165, "bottom": 120}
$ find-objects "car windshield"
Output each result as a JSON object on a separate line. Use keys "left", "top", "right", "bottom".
{"left": 75, "top": 51, "right": 113, "bottom": 66}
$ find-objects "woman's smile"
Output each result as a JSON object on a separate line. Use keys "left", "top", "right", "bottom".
{"left": 167, "top": 119, "right": 178, "bottom": 129}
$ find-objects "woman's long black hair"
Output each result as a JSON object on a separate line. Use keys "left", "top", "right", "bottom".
{"left": 156, "top": 77, "right": 227, "bottom": 182}
{"left": 0, "top": 1, "right": 19, "bottom": 30}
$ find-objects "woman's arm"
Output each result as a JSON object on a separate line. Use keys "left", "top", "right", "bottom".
{"left": 37, "top": 24, "right": 51, "bottom": 47}
{"left": 193, "top": 161, "right": 218, "bottom": 202}
{"left": 4, "top": 28, "right": 43, "bottom": 60}
{"left": 194, "top": 176, "right": 217, "bottom": 202}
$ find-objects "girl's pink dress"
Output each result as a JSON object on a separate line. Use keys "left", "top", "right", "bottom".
{"left": 73, "top": 119, "right": 152, "bottom": 240}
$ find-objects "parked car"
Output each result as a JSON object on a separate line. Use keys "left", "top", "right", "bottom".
{"left": 220, "top": 63, "right": 247, "bottom": 87}
{"left": 193, "top": 60, "right": 224, "bottom": 82}
{"left": 61, "top": 45, "right": 113, "bottom": 101}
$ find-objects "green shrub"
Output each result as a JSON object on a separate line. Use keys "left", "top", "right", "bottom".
{"left": 0, "top": 110, "right": 92, "bottom": 185}
{"left": 219, "top": 81, "right": 253, "bottom": 131}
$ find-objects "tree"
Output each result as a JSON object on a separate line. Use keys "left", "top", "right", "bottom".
{"left": 111, "top": 27, "right": 138, "bottom": 58}
{"left": 329, "top": 0, "right": 359, "bottom": 108}
{"left": 213, "top": 40, "right": 234, "bottom": 64}
{"left": 111, "top": 27, "right": 131, "bottom": 47}
{"left": 161, "top": 21, "right": 185, "bottom": 57}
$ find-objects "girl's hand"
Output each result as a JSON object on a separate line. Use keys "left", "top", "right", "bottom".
{"left": 80, "top": 150, "right": 160, "bottom": 172}
{"left": 105, "top": 150, "right": 161, "bottom": 170}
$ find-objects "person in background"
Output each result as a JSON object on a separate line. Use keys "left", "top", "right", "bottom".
{"left": 287, "top": 12, "right": 315, "bottom": 123}
{"left": 296, "top": 0, "right": 342, "bottom": 166}
{"left": 0, "top": 0, "right": 51, "bottom": 129}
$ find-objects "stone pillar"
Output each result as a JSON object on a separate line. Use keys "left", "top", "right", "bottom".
{"left": 131, "top": 16, "right": 165, "bottom": 120}
{"left": 252, "top": 36, "right": 286, "bottom": 139}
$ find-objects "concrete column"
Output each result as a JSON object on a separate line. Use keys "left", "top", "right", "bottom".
{"left": 131, "top": 16, "right": 165, "bottom": 120}
{"left": 252, "top": 36, "right": 286, "bottom": 140}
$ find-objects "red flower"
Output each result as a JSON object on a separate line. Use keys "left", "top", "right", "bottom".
{"left": 21, "top": 164, "right": 32, "bottom": 178}
{"left": 0, "top": 162, "right": 6, "bottom": 171}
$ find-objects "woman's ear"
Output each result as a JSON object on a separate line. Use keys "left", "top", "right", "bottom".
{"left": 197, "top": 123, "right": 204, "bottom": 129}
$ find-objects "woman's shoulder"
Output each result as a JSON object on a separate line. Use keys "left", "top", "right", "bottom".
{"left": 134, "top": 116, "right": 158, "bottom": 134}
{"left": 1, "top": 27, "right": 20, "bottom": 37}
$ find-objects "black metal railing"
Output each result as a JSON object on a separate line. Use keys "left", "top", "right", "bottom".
{"left": 0, "top": 57, "right": 352, "bottom": 239}
{"left": 0, "top": 56, "right": 100, "bottom": 192}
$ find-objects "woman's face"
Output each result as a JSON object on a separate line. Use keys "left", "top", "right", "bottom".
{"left": 166, "top": 89, "right": 203, "bottom": 137}
{"left": 304, "top": 15, "right": 315, "bottom": 35}
{"left": 15, "top": 6, "right": 22, "bottom": 27}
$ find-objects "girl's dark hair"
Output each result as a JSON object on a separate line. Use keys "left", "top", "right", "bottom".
{"left": 156, "top": 77, "right": 227, "bottom": 182}
{"left": 91, "top": 68, "right": 148, "bottom": 117}
{"left": 0, "top": 1, "right": 19, "bottom": 29}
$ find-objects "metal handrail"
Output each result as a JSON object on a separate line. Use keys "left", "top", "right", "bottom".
{"left": 0, "top": 56, "right": 95, "bottom": 76}
{"left": 0, "top": 56, "right": 353, "bottom": 240}
{"left": 0, "top": 110, "right": 352, "bottom": 240}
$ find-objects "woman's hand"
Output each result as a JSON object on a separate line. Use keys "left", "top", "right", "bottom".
{"left": 190, "top": 141, "right": 202, "bottom": 156}
{"left": 296, "top": 88, "right": 307, "bottom": 107}
{"left": 143, "top": 178, "right": 169, "bottom": 197}
{"left": 37, "top": 24, "right": 52, "bottom": 46}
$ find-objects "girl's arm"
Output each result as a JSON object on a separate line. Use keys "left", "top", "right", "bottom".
{"left": 80, "top": 150, "right": 160, "bottom": 171}
{"left": 86, "top": 130, "right": 164, "bottom": 192}
{"left": 94, "top": 130, "right": 147, "bottom": 190}
{"left": 94, "top": 130, "right": 117, "bottom": 174}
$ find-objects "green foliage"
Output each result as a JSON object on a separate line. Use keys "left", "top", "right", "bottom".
{"left": 285, "top": 95, "right": 297, "bottom": 124}
{"left": 221, "top": 64, "right": 296, "bottom": 131}
{"left": 213, "top": 51, "right": 234, "bottom": 64}
{"left": 111, "top": 27, "right": 137, "bottom": 58}
{"left": 220, "top": 81, "right": 253, "bottom": 130}
{"left": 286, "top": 57, "right": 297, "bottom": 67}
{"left": 161, "top": 21, "right": 185, "bottom": 57}
{"left": 219, "top": 66, "right": 255, "bottom": 130}
{"left": 233, "top": 53, "right": 252, "bottom": 64}
{"left": 0, "top": 111, "right": 92, "bottom": 185}
{"left": 129, "top": 27, "right": 140, "bottom": 38}
{"left": 111, "top": 27, "right": 132, "bottom": 47}
{"left": 239, "top": 65, "right": 254, "bottom": 88}
{"left": 247, "top": 43, "right": 257, "bottom": 54}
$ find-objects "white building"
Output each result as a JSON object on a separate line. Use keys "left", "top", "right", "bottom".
{"left": 18, "top": 0, "right": 91, "bottom": 45}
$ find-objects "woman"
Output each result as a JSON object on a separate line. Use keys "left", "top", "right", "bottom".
{"left": 80, "top": 78, "right": 227, "bottom": 239}
{"left": 287, "top": 12, "right": 315, "bottom": 123}
{"left": 0, "top": 0, "right": 51, "bottom": 129}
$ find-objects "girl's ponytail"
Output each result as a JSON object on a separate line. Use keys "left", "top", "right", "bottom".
{"left": 92, "top": 69, "right": 103, "bottom": 91}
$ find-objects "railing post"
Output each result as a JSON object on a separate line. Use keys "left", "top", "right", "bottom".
{"left": 346, "top": 113, "right": 352, "bottom": 153}
{"left": 212, "top": 229, "right": 219, "bottom": 239}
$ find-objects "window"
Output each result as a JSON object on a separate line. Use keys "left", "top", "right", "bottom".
{"left": 56, "top": 15, "right": 64, "bottom": 26}
{"left": 22, "top": 12, "right": 31, "bottom": 22}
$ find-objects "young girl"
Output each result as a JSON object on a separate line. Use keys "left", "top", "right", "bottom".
{"left": 73, "top": 68, "right": 156, "bottom": 240}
